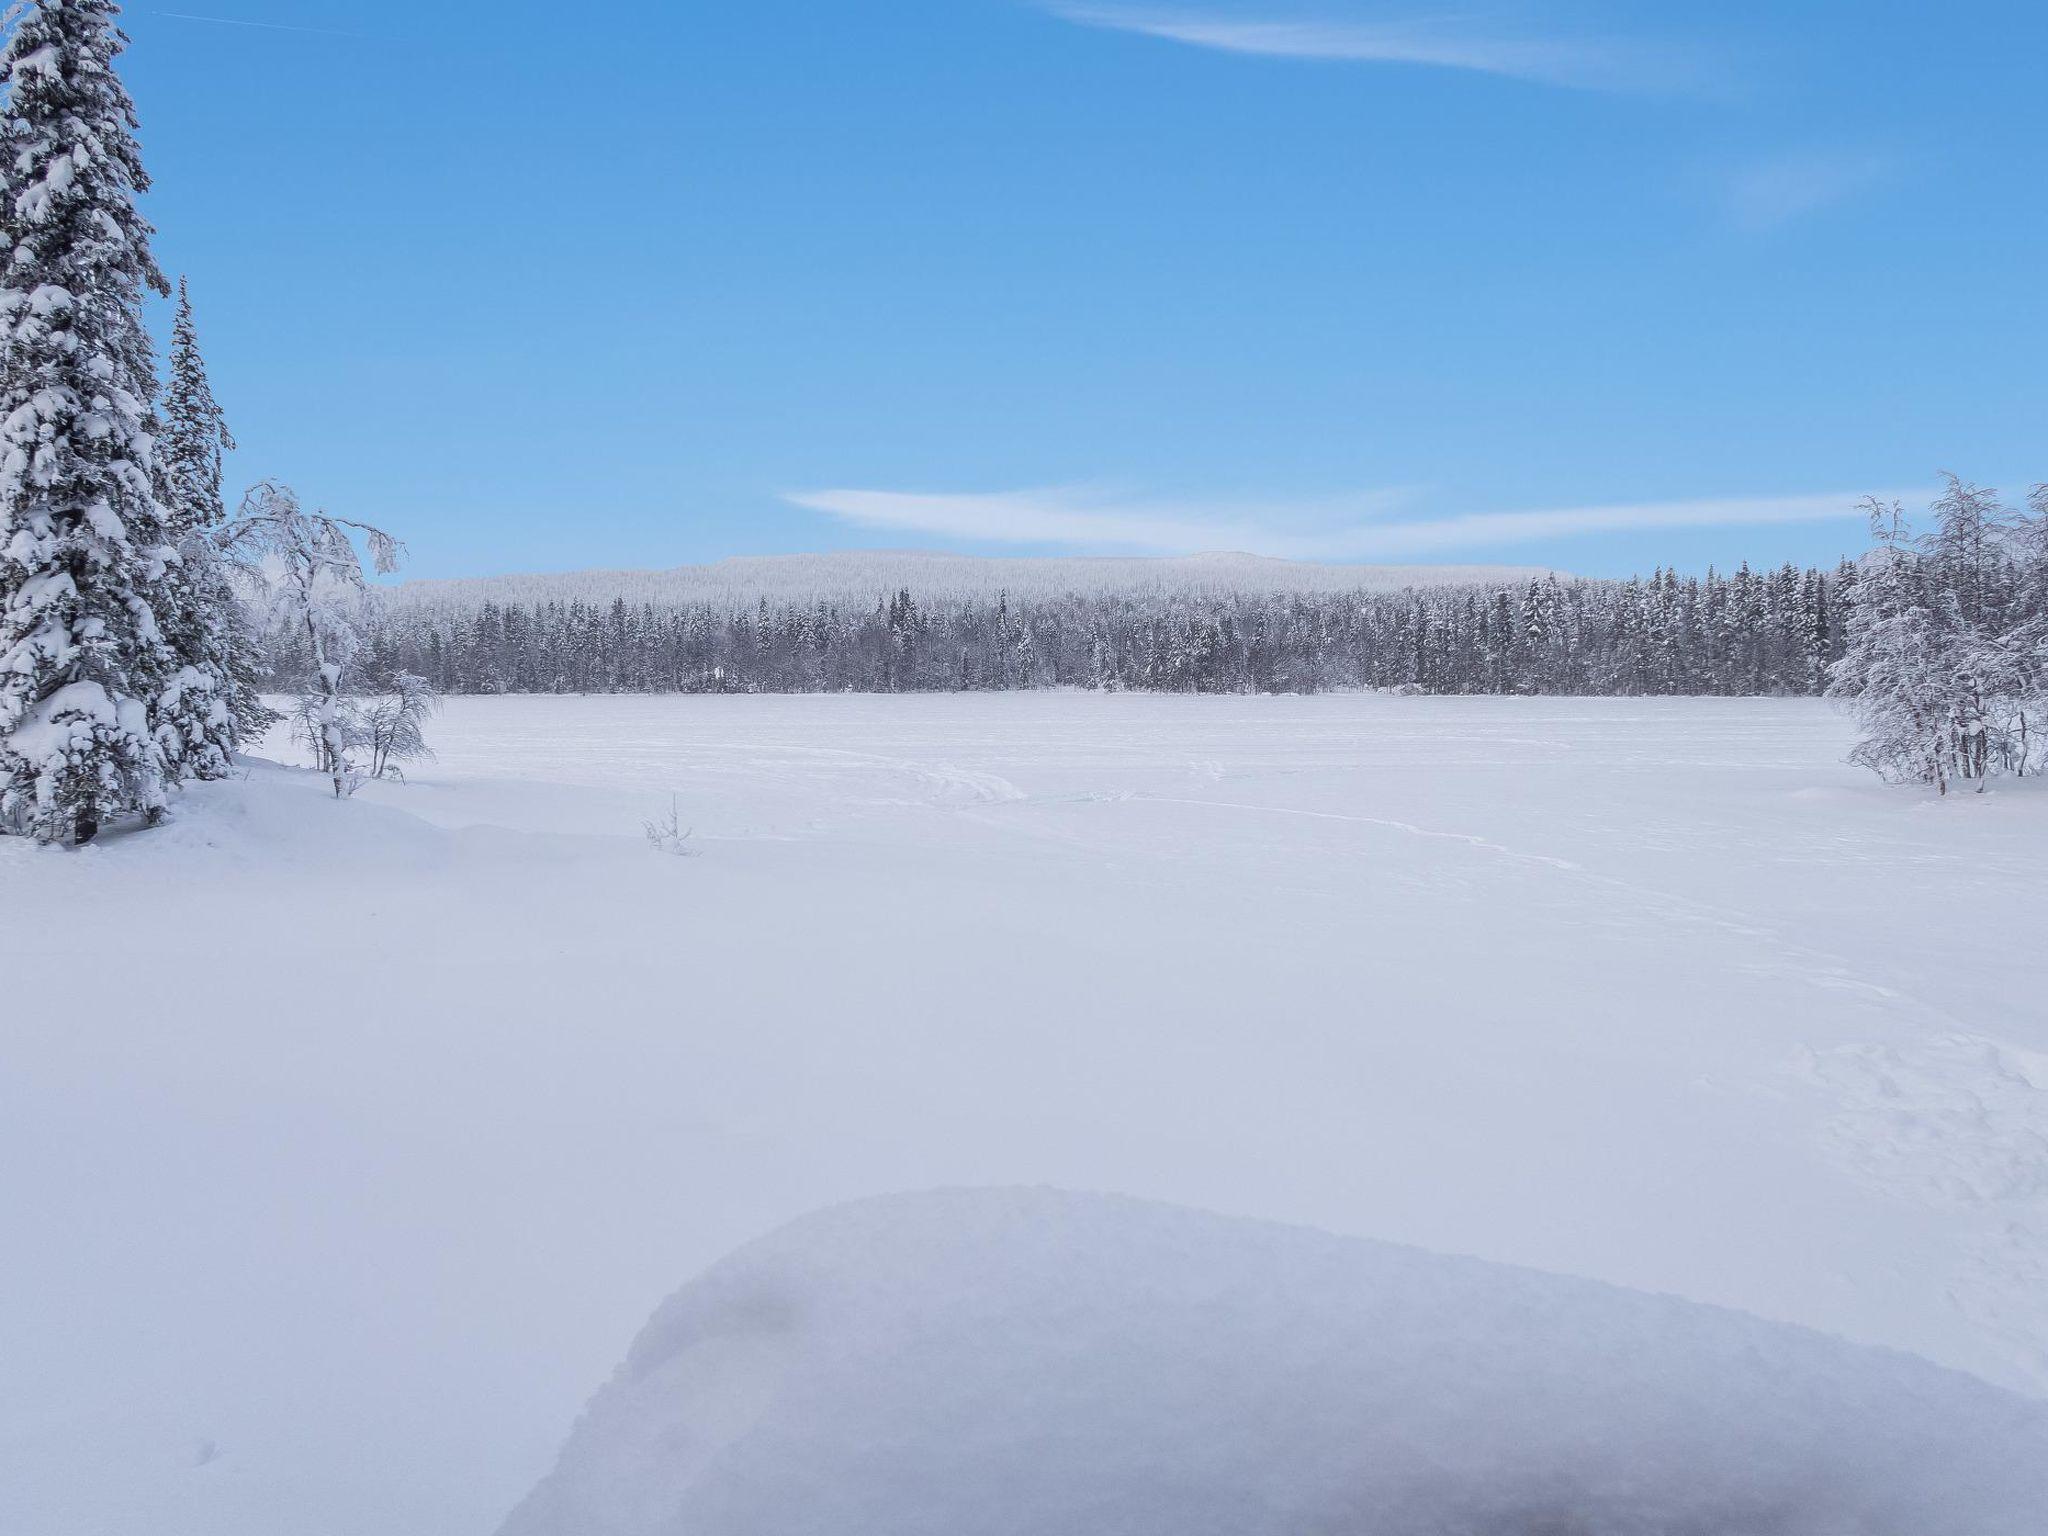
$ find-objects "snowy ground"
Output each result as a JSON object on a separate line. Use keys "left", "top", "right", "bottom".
{"left": 501, "top": 1188, "right": 2048, "bottom": 1536}
{"left": 4, "top": 693, "right": 2046, "bottom": 1536}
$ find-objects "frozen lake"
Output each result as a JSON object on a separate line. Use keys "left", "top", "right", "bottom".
{"left": 5, "top": 693, "right": 2045, "bottom": 1535}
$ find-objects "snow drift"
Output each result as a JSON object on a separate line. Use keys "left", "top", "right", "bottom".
{"left": 498, "top": 1188, "right": 2048, "bottom": 1536}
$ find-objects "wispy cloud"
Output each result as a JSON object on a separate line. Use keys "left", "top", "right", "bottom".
{"left": 785, "top": 485, "right": 1887, "bottom": 560}
{"left": 786, "top": 486, "right": 1414, "bottom": 557}
{"left": 155, "top": 10, "right": 364, "bottom": 38}
{"left": 1723, "top": 147, "right": 1894, "bottom": 230}
{"left": 1044, "top": 4, "right": 1706, "bottom": 95}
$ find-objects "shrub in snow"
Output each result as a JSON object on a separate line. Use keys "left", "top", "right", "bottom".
{"left": 0, "top": 0, "right": 179, "bottom": 843}
{"left": 352, "top": 669, "right": 437, "bottom": 783}
{"left": 498, "top": 1188, "right": 2048, "bottom": 1536}
{"left": 282, "top": 669, "right": 436, "bottom": 793}
{"left": 642, "top": 794, "right": 694, "bottom": 855}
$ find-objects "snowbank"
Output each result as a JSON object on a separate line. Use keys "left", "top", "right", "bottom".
{"left": 499, "top": 1188, "right": 2048, "bottom": 1536}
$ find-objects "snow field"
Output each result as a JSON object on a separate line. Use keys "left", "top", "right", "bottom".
{"left": 3, "top": 692, "right": 2045, "bottom": 1535}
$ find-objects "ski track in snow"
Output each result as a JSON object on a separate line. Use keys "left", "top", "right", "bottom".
{"left": 955, "top": 750, "right": 2048, "bottom": 1387}
{"left": 416, "top": 696, "right": 2048, "bottom": 1384}
{"left": 565, "top": 739, "right": 1032, "bottom": 809}
{"left": 435, "top": 702, "right": 2048, "bottom": 1356}
{"left": 1129, "top": 794, "right": 1587, "bottom": 871}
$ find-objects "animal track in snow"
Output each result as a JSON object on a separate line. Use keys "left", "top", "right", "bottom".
{"left": 1802, "top": 1033, "right": 2048, "bottom": 1387}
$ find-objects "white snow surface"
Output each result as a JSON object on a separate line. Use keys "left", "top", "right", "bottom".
{"left": 387, "top": 548, "right": 1557, "bottom": 613}
{"left": 4, "top": 693, "right": 2047, "bottom": 1536}
{"left": 499, "top": 1187, "right": 2048, "bottom": 1536}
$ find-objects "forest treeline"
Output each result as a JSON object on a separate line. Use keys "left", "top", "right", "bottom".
{"left": 302, "top": 562, "right": 1854, "bottom": 699}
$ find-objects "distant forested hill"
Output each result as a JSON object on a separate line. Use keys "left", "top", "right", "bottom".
{"left": 304, "top": 554, "right": 1852, "bottom": 699}
{"left": 386, "top": 550, "right": 1560, "bottom": 614}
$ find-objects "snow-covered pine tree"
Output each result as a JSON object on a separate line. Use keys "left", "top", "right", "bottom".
{"left": 155, "top": 275, "right": 259, "bottom": 777}
{"left": 0, "top": 0, "right": 177, "bottom": 843}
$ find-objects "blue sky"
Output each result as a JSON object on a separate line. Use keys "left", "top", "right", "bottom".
{"left": 122, "top": 1, "right": 2047, "bottom": 579}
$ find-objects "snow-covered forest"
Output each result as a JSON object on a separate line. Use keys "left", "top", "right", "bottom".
{"left": 340, "top": 561, "right": 1858, "bottom": 698}
{"left": 322, "top": 489, "right": 2048, "bottom": 802}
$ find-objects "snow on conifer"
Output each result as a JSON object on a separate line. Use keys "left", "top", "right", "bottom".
{"left": 154, "top": 275, "right": 259, "bottom": 777}
{"left": 1829, "top": 477, "right": 2047, "bottom": 792}
{"left": 0, "top": 0, "right": 175, "bottom": 843}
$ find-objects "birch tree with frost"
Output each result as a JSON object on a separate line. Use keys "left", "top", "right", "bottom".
{"left": 218, "top": 479, "right": 401, "bottom": 798}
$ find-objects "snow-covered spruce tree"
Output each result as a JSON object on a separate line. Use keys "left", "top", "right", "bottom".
{"left": 155, "top": 276, "right": 265, "bottom": 776}
{"left": 218, "top": 479, "right": 401, "bottom": 798}
{"left": 0, "top": 0, "right": 176, "bottom": 844}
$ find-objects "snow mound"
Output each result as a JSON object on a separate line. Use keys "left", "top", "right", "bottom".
{"left": 498, "top": 1188, "right": 2048, "bottom": 1536}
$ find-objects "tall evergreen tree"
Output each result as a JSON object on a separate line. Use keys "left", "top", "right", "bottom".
{"left": 156, "top": 274, "right": 261, "bottom": 772}
{"left": 0, "top": 0, "right": 175, "bottom": 843}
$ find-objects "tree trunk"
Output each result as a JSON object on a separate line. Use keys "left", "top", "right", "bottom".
{"left": 303, "top": 607, "right": 346, "bottom": 797}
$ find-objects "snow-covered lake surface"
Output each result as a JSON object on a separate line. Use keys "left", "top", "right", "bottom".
{"left": 5, "top": 693, "right": 2047, "bottom": 1535}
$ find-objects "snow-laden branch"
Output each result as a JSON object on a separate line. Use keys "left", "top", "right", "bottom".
{"left": 217, "top": 479, "right": 407, "bottom": 797}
